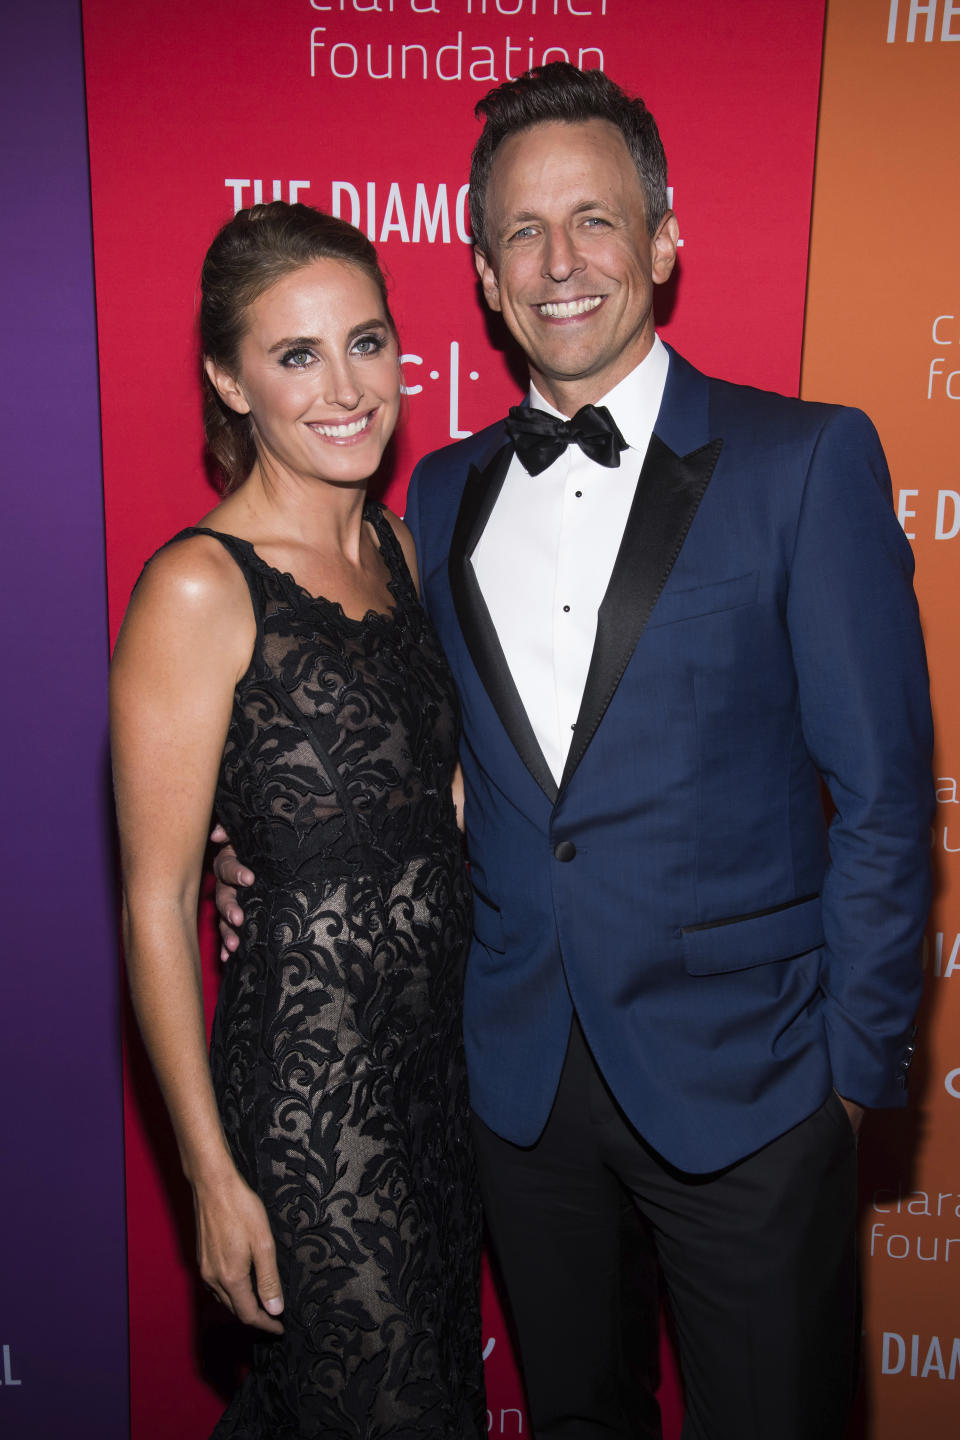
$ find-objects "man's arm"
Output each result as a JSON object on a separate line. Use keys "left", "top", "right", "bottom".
{"left": 786, "top": 406, "right": 934, "bottom": 1109}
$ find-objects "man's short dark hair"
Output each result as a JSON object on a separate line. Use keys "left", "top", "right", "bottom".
{"left": 468, "top": 63, "right": 668, "bottom": 256}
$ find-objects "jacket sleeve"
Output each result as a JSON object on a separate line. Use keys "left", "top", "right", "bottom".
{"left": 785, "top": 405, "right": 933, "bottom": 1107}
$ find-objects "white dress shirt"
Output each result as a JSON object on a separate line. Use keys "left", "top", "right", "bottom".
{"left": 471, "top": 337, "right": 669, "bottom": 785}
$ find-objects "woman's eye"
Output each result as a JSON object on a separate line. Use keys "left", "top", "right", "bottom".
{"left": 281, "top": 348, "right": 315, "bottom": 368}
{"left": 353, "top": 334, "right": 387, "bottom": 356}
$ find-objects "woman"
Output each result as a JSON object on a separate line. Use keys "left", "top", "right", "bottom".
{"left": 110, "top": 202, "right": 485, "bottom": 1437}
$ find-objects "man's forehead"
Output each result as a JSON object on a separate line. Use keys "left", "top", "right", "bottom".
{"left": 492, "top": 117, "right": 631, "bottom": 169}
{"left": 486, "top": 120, "right": 643, "bottom": 216}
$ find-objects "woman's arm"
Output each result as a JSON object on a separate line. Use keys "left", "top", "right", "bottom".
{"left": 110, "top": 536, "right": 283, "bottom": 1333}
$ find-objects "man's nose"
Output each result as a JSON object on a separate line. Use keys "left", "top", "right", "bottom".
{"left": 541, "top": 227, "right": 584, "bottom": 283}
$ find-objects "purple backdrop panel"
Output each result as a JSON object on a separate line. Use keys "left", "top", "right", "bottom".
{"left": 0, "top": 3, "right": 129, "bottom": 1436}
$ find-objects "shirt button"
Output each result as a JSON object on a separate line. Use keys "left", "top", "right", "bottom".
{"left": 562, "top": 604, "right": 570, "bottom": 613}
{"left": 554, "top": 840, "right": 576, "bottom": 862}
{"left": 575, "top": 490, "right": 583, "bottom": 498}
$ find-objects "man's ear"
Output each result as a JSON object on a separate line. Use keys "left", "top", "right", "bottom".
{"left": 474, "top": 247, "right": 502, "bottom": 313}
{"left": 651, "top": 211, "right": 680, "bottom": 286}
{"left": 203, "top": 356, "right": 251, "bottom": 415}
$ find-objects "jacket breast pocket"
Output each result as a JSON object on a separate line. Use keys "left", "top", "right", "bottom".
{"left": 646, "top": 571, "right": 759, "bottom": 630}
{"left": 472, "top": 885, "right": 506, "bottom": 953}
{"left": 681, "top": 894, "right": 823, "bottom": 976}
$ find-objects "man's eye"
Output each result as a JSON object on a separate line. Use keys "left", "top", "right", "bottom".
{"left": 509, "top": 226, "right": 537, "bottom": 241}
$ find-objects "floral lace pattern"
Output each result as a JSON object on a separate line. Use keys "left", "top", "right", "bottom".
{"left": 166, "top": 505, "right": 485, "bottom": 1438}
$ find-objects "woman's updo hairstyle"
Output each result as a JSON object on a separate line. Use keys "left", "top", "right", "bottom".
{"left": 200, "top": 202, "right": 395, "bottom": 491}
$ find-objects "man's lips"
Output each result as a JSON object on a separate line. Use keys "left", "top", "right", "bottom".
{"left": 534, "top": 296, "right": 604, "bottom": 319}
{"left": 305, "top": 409, "right": 376, "bottom": 441}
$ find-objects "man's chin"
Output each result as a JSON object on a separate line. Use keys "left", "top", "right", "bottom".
{"left": 528, "top": 353, "right": 621, "bottom": 403}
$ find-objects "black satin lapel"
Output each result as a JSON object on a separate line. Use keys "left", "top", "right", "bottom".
{"left": 449, "top": 443, "right": 513, "bottom": 564}
{"left": 448, "top": 446, "right": 559, "bottom": 803}
{"left": 558, "top": 435, "right": 724, "bottom": 794}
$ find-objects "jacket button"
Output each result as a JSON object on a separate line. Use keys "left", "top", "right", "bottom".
{"left": 554, "top": 840, "right": 576, "bottom": 862}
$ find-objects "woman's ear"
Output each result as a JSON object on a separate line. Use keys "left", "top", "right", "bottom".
{"left": 204, "top": 356, "right": 250, "bottom": 415}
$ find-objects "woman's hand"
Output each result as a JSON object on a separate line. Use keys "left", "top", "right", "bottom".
{"left": 193, "top": 1167, "right": 285, "bottom": 1333}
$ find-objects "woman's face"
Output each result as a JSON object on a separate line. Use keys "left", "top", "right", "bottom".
{"left": 212, "top": 257, "right": 401, "bottom": 490}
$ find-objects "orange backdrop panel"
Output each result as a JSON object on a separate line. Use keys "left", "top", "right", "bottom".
{"left": 803, "top": 1, "right": 960, "bottom": 1431}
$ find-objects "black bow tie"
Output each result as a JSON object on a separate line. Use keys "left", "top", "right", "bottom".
{"left": 505, "top": 403, "right": 628, "bottom": 476}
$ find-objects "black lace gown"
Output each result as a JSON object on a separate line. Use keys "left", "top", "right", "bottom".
{"left": 168, "top": 504, "right": 485, "bottom": 1438}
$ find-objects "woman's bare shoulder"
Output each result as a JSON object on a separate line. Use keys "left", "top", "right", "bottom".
{"left": 134, "top": 529, "right": 250, "bottom": 615}
{"left": 113, "top": 529, "right": 255, "bottom": 683}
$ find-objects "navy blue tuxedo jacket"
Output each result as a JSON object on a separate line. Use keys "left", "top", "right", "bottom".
{"left": 405, "top": 347, "right": 933, "bottom": 1173}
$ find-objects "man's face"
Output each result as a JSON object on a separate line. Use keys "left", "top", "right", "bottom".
{"left": 474, "top": 118, "right": 678, "bottom": 413}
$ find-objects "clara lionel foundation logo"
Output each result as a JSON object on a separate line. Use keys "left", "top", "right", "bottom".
{"left": 868, "top": 1179, "right": 960, "bottom": 1264}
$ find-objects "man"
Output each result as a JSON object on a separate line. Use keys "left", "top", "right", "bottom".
{"left": 219, "top": 64, "right": 932, "bottom": 1439}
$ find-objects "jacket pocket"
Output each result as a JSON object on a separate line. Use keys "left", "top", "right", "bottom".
{"left": 472, "top": 884, "right": 506, "bottom": 953}
{"left": 646, "top": 571, "right": 759, "bottom": 629}
{"left": 681, "top": 893, "right": 822, "bottom": 976}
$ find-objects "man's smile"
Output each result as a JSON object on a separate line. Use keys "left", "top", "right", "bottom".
{"left": 535, "top": 296, "right": 605, "bottom": 319}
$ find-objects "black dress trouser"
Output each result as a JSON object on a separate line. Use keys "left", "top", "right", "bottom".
{"left": 472, "top": 1019, "right": 859, "bottom": 1440}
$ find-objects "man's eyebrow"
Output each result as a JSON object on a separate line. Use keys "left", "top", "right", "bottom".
{"left": 499, "top": 198, "right": 616, "bottom": 230}
{"left": 499, "top": 210, "right": 540, "bottom": 231}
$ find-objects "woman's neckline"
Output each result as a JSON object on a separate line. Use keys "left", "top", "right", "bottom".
{"left": 191, "top": 501, "right": 402, "bottom": 627}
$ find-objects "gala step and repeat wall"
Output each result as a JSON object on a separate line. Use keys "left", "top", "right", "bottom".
{"left": 2, "top": 0, "right": 957, "bottom": 1436}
